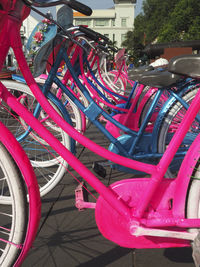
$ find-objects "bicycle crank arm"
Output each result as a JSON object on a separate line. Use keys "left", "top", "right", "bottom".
{"left": 130, "top": 226, "right": 197, "bottom": 241}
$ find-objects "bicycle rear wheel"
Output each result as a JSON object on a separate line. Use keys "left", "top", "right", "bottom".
{"left": 1, "top": 80, "right": 70, "bottom": 197}
{"left": 0, "top": 142, "right": 28, "bottom": 266}
{"left": 157, "top": 87, "right": 199, "bottom": 177}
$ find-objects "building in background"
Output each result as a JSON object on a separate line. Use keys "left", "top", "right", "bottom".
{"left": 72, "top": 0, "right": 136, "bottom": 48}
{"left": 22, "top": 15, "right": 39, "bottom": 51}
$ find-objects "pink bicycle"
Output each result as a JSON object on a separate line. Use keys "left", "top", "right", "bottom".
{"left": 1, "top": 1, "right": 200, "bottom": 266}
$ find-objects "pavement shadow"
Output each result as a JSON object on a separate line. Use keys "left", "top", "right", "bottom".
{"left": 164, "top": 247, "right": 193, "bottom": 263}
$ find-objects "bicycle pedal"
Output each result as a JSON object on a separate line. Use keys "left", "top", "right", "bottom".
{"left": 75, "top": 182, "right": 88, "bottom": 201}
{"left": 75, "top": 183, "right": 88, "bottom": 211}
{"left": 75, "top": 183, "right": 96, "bottom": 211}
{"left": 92, "top": 162, "right": 106, "bottom": 178}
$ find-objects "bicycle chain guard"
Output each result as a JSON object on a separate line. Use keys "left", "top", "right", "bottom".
{"left": 95, "top": 178, "right": 190, "bottom": 249}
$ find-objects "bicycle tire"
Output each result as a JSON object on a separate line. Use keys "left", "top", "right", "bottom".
{"left": 187, "top": 171, "right": 200, "bottom": 232}
{"left": 1, "top": 80, "right": 70, "bottom": 197}
{"left": 157, "top": 87, "right": 199, "bottom": 177}
{"left": 101, "top": 71, "right": 126, "bottom": 94}
{"left": 63, "top": 83, "right": 89, "bottom": 131}
{"left": 139, "top": 89, "right": 170, "bottom": 128}
{"left": 184, "top": 135, "right": 200, "bottom": 246}
{"left": 0, "top": 142, "right": 28, "bottom": 266}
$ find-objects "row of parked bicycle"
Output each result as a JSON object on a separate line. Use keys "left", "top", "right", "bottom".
{"left": 1, "top": 0, "right": 200, "bottom": 266}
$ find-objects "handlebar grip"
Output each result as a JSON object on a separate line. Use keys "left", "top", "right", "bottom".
{"left": 79, "top": 25, "right": 99, "bottom": 41}
{"left": 68, "top": 0, "right": 92, "bottom": 16}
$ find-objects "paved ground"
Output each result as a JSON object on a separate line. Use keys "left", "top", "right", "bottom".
{"left": 22, "top": 124, "right": 195, "bottom": 267}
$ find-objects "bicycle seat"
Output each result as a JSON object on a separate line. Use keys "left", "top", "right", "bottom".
{"left": 129, "top": 65, "right": 153, "bottom": 75}
{"left": 168, "top": 54, "right": 200, "bottom": 79}
{"left": 128, "top": 65, "right": 154, "bottom": 80}
{"left": 135, "top": 68, "right": 182, "bottom": 88}
{"left": 128, "top": 66, "right": 158, "bottom": 81}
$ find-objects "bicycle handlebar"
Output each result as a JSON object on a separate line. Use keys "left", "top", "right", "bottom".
{"left": 79, "top": 25, "right": 99, "bottom": 42}
{"left": 96, "top": 44, "right": 110, "bottom": 55}
{"left": 23, "top": 0, "right": 92, "bottom": 16}
{"left": 79, "top": 25, "right": 111, "bottom": 44}
{"left": 96, "top": 33, "right": 110, "bottom": 43}
{"left": 108, "top": 46, "right": 118, "bottom": 53}
{"left": 68, "top": 0, "right": 92, "bottom": 16}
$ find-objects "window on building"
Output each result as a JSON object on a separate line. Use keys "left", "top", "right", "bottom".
{"left": 94, "top": 19, "right": 109, "bottom": 27}
{"left": 75, "top": 19, "right": 91, "bottom": 27}
{"left": 111, "top": 19, "right": 115, "bottom": 27}
{"left": 121, "top": 18, "right": 127, "bottom": 27}
{"left": 121, "top": 34, "right": 126, "bottom": 43}
{"left": 113, "top": 34, "right": 115, "bottom": 42}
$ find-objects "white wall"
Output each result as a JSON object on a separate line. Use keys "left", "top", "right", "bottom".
{"left": 22, "top": 15, "right": 39, "bottom": 42}
{"left": 114, "top": 3, "right": 135, "bottom": 46}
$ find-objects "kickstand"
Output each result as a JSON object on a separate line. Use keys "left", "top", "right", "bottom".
{"left": 132, "top": 249, "right": 136, "bottom": 267}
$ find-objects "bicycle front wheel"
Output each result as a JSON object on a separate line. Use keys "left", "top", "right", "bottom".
{"left": 0, "top": 142, "right": 28, "bottom": 266}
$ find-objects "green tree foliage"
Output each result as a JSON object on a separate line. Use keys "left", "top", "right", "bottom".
{"left": 142, "top": 0, "right": 177, "bottom": 44}
{"left": 122, "top": 0, "right": 200, "bottom": 62}
{"left": 158, "top": 0, "right": 200, "bottom": 42}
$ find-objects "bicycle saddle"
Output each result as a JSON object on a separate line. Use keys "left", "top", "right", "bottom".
{"left": 168, "top": 54, "right": 200, "bottom": 79}
{"left": 129, "top": 65, "right": 153, "bottom": 75}
{"left": 134, "top": 68, "right": 182, "bottom": 88}
{"left": 128, "top": 65, "right": 154, "bottom": 80}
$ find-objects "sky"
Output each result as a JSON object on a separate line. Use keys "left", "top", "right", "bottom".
{"left": 77, "top": 0, "right": 144, "bottom": 16}
{"left": 32, "top": 0, "right": 143, "bottom": 20}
